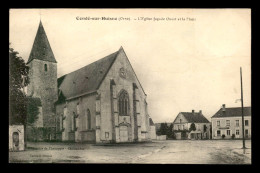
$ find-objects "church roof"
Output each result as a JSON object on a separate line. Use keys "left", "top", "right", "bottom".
{"left": 211, "top": 107, "right": 251, "bottom": 118}
{"left": 57, "top": 50, "right": 119, "bottom": 101}
{"left": 178, "top": 112, "right": 210, "bottom": 123}
{"left": 27, "top": 21, "right": 57, "bottom": 64}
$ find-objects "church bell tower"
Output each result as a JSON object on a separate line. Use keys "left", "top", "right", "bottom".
{"left": 27, "top": 21, "right": 58, "bottom": 129}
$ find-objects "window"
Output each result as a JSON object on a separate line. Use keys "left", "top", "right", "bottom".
{"left": 180, "top": 119, "right": 182, "bottom": 123}
{"left": 178, "top": 125, "right": 180, "bottom": 130}
{"left": 87, "top": 109, "right": 91, "bottom": 130}
{"left": 217, "top": 121, "right": 220, "bottom": 126}
{"left": 44, "top": 64, "right": 47, "bottom": 71}
{"left": 183, "top": 125, "right": 185, "bottom": 130}
{"left": 226, "top": 120, "right": 230, "bottom": 126}
{"left": 105, "top": 132, "right": 109, "bottom": 139}
{"left": 236, "top": 130, "right": 239, "bottom": 135}
{"left": 76, "top": 103, "right": 79, "bottom": 115}
{"left": 71, "top": 116, "right": 75, "bottom": 131}
{"left": 227, "top": 130, "right": 230, "bottom": 136}
{"left": 118, "top": 90, "right": 129, "bottom": 116}
{"left": 245, "top": 120, "right": 249, "bottom": 126}
{"left": 236, "top": 120, "right": 239, "bottom": 127}
{"left": 64, "top": 107, "right": 67, "bottom": 117}
{"left": 62, "top": 107, "right": 67, "bottom": 130}
{"left": 217, "top": 130, "right": 221, "bottom": 136}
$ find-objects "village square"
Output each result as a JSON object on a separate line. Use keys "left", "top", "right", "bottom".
{"left": 9, "top": 9, "right": 251, "bottom": 164}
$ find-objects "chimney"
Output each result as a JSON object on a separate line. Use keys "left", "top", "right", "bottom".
{"left": 192, "top": 110, "right": 195, "bottom": 115}
{"left": 222, "top": 104, "right": 226, "bottom": 111}
{"left": 199, "top": 110, "right": 202, "bottom": 115}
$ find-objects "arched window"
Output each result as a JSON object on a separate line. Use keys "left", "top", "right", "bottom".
{"left": 87, "top": 109, "right": 91, "bottom": 130}
{"left": 44, "top": 64, "right": 48, "bottom": 71}
{"left": 118, "top": 90, "right": 129, "bottom": 116}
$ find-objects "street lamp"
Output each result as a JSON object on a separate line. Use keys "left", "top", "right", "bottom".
{"left": 240, "top": 67, "right": 246, "bottom": 150}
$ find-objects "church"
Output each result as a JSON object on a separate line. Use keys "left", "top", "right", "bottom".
{"left": 26, "top": 21, "right": 152, "bottom": 143}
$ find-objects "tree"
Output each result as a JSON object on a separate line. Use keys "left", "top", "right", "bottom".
{"left": 166, "top": 123, "right": 174, "bottom": 139}
{"left": 26, "top": 97, "right": 40, "bottom": 126}
{"left": 9, "top": 44, "right": 40, "bottom": 146}
{"left": 189, "top": 123, "right": 196, "bottom": 132}
{"left": 156, "top": 123, "right": 174, "bottom": 139}
{"left": 157, "top": 123, "right": 168, "bottom": 136}
{"left": 9, "top": 44, "right": 30, "bottom": 125}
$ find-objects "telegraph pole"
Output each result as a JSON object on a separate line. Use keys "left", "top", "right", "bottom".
{"left": 240, "top": 67, "right": 246, "bottom": 149}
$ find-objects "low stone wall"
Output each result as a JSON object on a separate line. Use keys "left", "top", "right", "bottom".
{"left": 26, "top": 126, "right": 56, "bottom": 141}
{"left": 156, "top": 135, "right": 166, "bottom": 140}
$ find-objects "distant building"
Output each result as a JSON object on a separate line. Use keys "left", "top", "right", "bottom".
{"left": 173, "top": 110, "right": 211, "bottom": 140}
{"left": 149, "top": 118, "right": 156, "bottom": 140}
{"left": 211, "top": 104, "right": 251, "bottom": 139}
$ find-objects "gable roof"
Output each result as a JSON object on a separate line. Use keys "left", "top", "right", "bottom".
{"left": 175, "top": 112, "right": 210, "bottom": 123}
{"left": 57, "top": 50, "right": 119, "bottom": 101}
{"left": 211, "top": 107, "right": 251, "bottom": 118}
{"left": 27, "top": 21, "right": 57, "bottom": 64}
{"left": 120, "top": 48, "right": 146, "bottom": 95}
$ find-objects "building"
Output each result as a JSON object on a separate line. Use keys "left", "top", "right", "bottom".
{"left": 26, "top": 21, "right": 58, "bottom": 141}
{"left": 211, "top": 104, "right": 251, "bottom": 139}
{"left": 26, "top": 21, "right": 151, "bottom": 143}
{"left": 173, "top": 110, "right": 211, "bottom": 140}
{"left": 149, "top": 118, "right": 156, "bottom": 140}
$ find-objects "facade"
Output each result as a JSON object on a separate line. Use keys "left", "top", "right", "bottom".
{"left": 211, "top": 104, "right": 251, "bottom": 139}
{"left": 27, "top": 21, "right": 151, "bottom": 143}
{"left": 173, "top": 110, "right": 211, "bottom": 140}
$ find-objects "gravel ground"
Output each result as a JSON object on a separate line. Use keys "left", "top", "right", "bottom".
{"left": 9, "top": 140, "right": 251, "bottom": 164}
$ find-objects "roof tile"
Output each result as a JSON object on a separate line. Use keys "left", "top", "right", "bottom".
{"left": 180, "top": 112, "right": 210, "bottom": 123}
{"left": 211, "top": 107, "right": 251, "bottom": 118}
{"left": 57, "top": 50, "right": 119, "bottom": 101}
{"left": 27, "top": 21, "right": 57, "bottom": 64}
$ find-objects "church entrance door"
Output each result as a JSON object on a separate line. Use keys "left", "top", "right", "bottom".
{"left": 119, "top": 125, "right": 128, "bottom": 142}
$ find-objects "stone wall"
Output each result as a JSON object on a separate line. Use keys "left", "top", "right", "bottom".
{"left": 27, "top": 59, "right": 58, "bottom": 129}
{"left": 9, "top": 125, "right": 24, "bottom": 151}
{"left": 149, "top": 125, "right": 156, "bottom": 140}
{"left": 55, "top": 93, "right": 96, "bottom": 142}
{"left": 98, "top": 48, "right": 149, "bottom": 143}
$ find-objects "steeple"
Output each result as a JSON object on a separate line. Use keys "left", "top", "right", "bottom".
{"left": 27, "top": 21, "right": 57, "bottom": 64}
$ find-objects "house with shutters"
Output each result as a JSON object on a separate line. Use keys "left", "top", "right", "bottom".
{"left": 173, "top": 110, "right": 211, "bottom": 140}
{"left": 211, "top": 104, "right": 251, "bottom": 139}
{"left": 26, "top": 21, "right": 151, "bottom": 143}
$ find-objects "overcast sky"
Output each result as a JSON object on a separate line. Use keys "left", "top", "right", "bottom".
{"left": 9, "top": 9, "right": 251, "bottom": 123}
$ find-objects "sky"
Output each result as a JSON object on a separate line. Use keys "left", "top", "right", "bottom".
{"left": 9, "top": 9, "right": 251, "bottom": 123}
